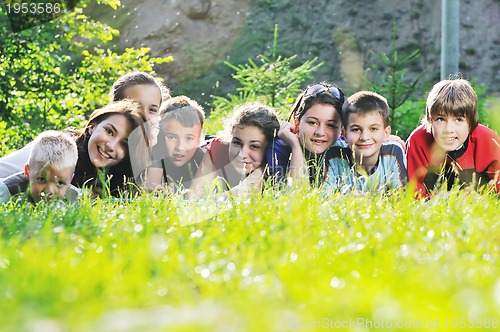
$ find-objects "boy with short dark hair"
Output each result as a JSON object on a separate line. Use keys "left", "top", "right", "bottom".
{"left": 0, "top": 131, "right": 79, "bottom": 203}
{"left": 406, "top": 78, "right": 500, "bottom": 197}
{"left": 323, "top": 91, "right": 407, "bottom": 193}
{"left": 145, "top": 95, "right": 206, "bottom": 192}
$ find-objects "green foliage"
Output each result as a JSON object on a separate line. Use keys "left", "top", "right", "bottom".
{"left": 368, "top": 22, "right": 427, "bottom": 138}
{"left": 0, "top": 0, "right": 172, "bottom": 156}
{"left": 205, "top": 25, "right": 321, "bottom": 134}
{"left": 0, "top": 187, "right": 500, "bottom": 330}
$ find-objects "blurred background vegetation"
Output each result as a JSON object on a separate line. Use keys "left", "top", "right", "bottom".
{"left": 1, "top": 0, "right": 499, "bottom": 155}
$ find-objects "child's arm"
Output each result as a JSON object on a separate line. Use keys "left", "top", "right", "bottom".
{"left": 143, "top": 166, "right": 164, "bottom": 192}
{"left": 406, "top": 127, "right": 433, "bottom": 197}
{"left": 188, "top": 151, "right": 217, "bottom": 199}
{"left": 277, "top": 122, "right": 307, "bottom": 183}
{"left": 223, "top": 167, "right": 264, "bottom": 198}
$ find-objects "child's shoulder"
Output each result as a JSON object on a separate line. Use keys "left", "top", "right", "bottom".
{"left": 323, "top": 144, "right": 351, "bottom": 161}
{"left": 470, "top": 124, "right": 500, "bottom": 140}
{"left": 380, "top": 141, "right": 405, "bottom": 156}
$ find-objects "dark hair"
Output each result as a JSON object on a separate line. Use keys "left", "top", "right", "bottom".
{"left": 159, "top": 95, "right": 205, "bottom": 128}
{"left": 341, "top": 91, "right": 390, "bottom": 127}
{"left": 110, "top": 71, "right": 170, "bottom": 103}
{"left": 80, "top": 99, "right": 147, "bottom": 140}
{"left": 289, "top": 82, "right": 345, "bottom": 122}
{"left": 423, "top": 78, "right": 479, "bottom": 132}
{"left": 224, "top": 102, "right": 280, "bottom": 144}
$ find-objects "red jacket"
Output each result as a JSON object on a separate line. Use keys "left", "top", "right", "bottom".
{"left": 407, "top": 124, "right": 500, "bottom": 196}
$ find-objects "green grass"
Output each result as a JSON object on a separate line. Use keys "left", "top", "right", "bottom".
{"left": 0, "top": 187, "right": 499, "bottom": 331}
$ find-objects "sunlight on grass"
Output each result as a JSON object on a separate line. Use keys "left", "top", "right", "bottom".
{"left": 0, "top": 187, "right": 499, "bottom": 331}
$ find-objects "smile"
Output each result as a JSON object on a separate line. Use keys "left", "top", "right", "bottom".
{"left": 355, "top": 143, "right": 374, "bottom": 149}
{"left": 98, "top": 146, "right": 112, "bottom": 160}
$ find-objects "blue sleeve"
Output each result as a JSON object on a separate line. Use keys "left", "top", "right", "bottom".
{"left": 379, "top": 143, "right": 407, "bottom": 189}
{"left": 265, "top": 138, "right": 292, "bottom": 181}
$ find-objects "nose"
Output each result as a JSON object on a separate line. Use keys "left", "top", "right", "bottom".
{"left": 239, "top": 145, "right": 250, "bottom": 159}
{"left": 359, "top": 130, "right": 369, "bottom": 141}
{"left": 43, "top": 183, "right": 57, "bottom": 199}
{"left": 106, "top": 139, "right": 126, "bottom": 159}
{"left": 176, "top": 139, "right": 187, "bottom": 153}
{"left": 443, "top": 120, "right": 454, "bottom": 132}
{"left": 315, "top": 124, "right": 325, "bottom": 136}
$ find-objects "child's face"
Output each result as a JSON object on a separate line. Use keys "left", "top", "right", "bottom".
{"left": 344, "top": 111, "right": 390, "bottom": 166}
{"left": 162, "top": 119, "right": 202, "bottom": 167}
{"left": 26, "top": 164, "right": 74, "bottom": 203}
{"left": 125, "top": 84, "right": 162, "bottom": 146}
{"left": 88, "top": 114, "right": 133, "bottom": 167}
{"left": 229, "top": 125, "right": 267, "bottom": 175}
{"left": 125, "top": 84, "right": 162, "bottom": 124}
{"left": 298, "top": 103, "right": 341, "bottom": 154}
{"left": 431, "top": 113, "right": 470, "bottom": 152}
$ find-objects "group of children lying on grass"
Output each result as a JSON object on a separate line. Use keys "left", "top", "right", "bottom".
{"left": 1, "top": 72, "right": 499, "bottom": 205}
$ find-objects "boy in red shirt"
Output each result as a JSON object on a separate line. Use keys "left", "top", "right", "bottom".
{"left": 406, "top": 78, "right": 500, "bottom": 197}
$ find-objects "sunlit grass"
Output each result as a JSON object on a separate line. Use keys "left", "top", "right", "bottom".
{"left": 0, "top": 187, "right": 499, "bottom": 331}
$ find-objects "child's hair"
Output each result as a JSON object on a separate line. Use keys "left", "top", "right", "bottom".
{"left": 159, "top": 95, "right": 205, "bottom": 128}
{"left": 288, "top": 82, "right": 345, "bottom": 122}
{"left": 223, "top": 102, "right": 280, "bottom": 144}
{"left": 423, "top": 78, "right": 479, "bottom": 132}
{"left": 80, "top": 99, "right": 147, "bottom": 140}
{"left": 341, "top": 91, "right": 390, "bottom": 127}
{"left": 28, "top": 130, "right": 78, "bottom": 171}
{"left": 110, "top": 71, "right": 170, "bottom": 103}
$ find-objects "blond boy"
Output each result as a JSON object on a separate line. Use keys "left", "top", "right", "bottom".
{"left": 0, "top": 131, "right": 78, "bottom": 203}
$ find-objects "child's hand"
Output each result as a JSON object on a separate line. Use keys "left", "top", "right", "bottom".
{"left": 278, "top": 121, "right": 300, "bottom": 147}
{"left": 234, "top": 167, "right": 264, "bottom": 196}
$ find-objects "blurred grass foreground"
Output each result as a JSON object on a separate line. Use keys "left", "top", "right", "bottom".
{"left": 0, "top": 186, "right": 500, "bottom": 331}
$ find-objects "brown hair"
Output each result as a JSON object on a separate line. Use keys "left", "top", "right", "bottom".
{"left": 341, "top": 91, "right": 390, "bottom": 128}
{"left": 159, "top": 95, "right": 205, "bottom": 128}
{"left": 224, "top": 102, "right": 280, "bottom": 144}
{"left": 423, "top": 78, "right": 479, "bottom": 132}
{"left": 110, "top": 71, "right": 170, "bottom": 103}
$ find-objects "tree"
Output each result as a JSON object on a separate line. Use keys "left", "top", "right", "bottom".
{"left": 0, "top": 0, "right": 172, "bottom": 155}
{"left": 205, "top": 25, "right": 321, "bottom": 134}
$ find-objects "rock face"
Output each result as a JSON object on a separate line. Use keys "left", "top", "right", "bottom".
{"left": 93, "top": 0, "right": 500, "bottom": 101}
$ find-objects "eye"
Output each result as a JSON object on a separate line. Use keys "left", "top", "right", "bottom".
{"left": 186, "top": 136, "right": 194, "bottom": 142}
{"left": 166, "top": 134, "right": 177, "bottom": 141}
{"left": 370, "top": 127, "right": 379, "bottom": 132}
{"left": 434, "top": 117, "right": 445, "bottom": 122}
{"left": 36, "top": 177, "right": 46, "bottom": 183}
{"left": 105, "top": 128, "right": 114, "bottom": 135}
{"left": 327, "top": 123, "right": 339, "bottom": 129}
{"left": 350, "top": 128, "right": 360, "bottom": 132}
{"left": 120, "top": 140, "right": 129, "bottom": 150}
{"left": 456, "top": 117, "right": 465, "bottom": 123}
{"left": 148, "top": 108, "right": 158, "bottom": 115}
{"left": 250, "top": 144, "right": 261, "bottom": 150}
{"left": 306, "top": 120, "right": 318, "bottom": 126}
{"left": 57, "top": 181, "right": 67, "bottom": 187}
{"left": 231, "top": 140, "right": 242, "bottom": 147}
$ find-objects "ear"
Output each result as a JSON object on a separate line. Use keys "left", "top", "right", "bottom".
{"left": 341, "top": 126, "right": 346, "bottom": 137}
{"left": 384, "top": 126, "right": 391, "bottom": 140}
{"left": 24, "top": 164, "right": 30, "bottom": 177}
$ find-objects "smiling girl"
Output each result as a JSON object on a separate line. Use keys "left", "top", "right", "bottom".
{"left": 190, "top": 102, "right": 279, "bottom": 198}
{"left": 266, "top": 82, "right": 345, "bottom": 185}
{"left": 68, "top": 100, "right": 148, "bottom": 194}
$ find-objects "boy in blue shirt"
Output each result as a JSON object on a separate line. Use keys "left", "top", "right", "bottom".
{"left": 323, "top": 91, "right": 407, "bottom": 193}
